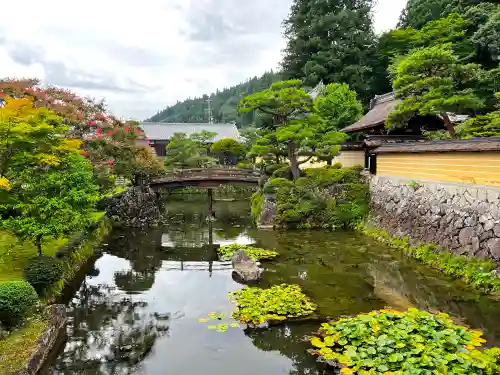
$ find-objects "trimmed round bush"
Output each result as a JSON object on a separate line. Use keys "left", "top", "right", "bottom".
{"left": 272, "top": 166, "right": 293, "bottom": 179}
{"left": 265, "top": 163, "right": 288, "bottom": 176}
{"left": 263, "top": 178, "right": 294, "bottom": 194}
{"left": 0, "top": 281, "right": 38, "bottom": 327}
{"left": 24, "top": 256, "right": 64, "bottom": 295}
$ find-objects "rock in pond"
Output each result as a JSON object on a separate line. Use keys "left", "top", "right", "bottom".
{"left": 231, "top": 250, "right": 262, "bottom": 283}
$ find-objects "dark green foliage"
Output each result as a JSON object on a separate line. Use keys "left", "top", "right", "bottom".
{"left": 265, "top": 164, "right": 289, "bottom": 176}
{"left": 387, "top": 44, "right": 499, "bottom": 136}
{"left": 399, "top": 0, "right": 459, "bottom": 29}
{"left": 281, "top": 0, "right": 377, "bottom": 104}
{"left": 0, "top": 281, "right": 38, "bottom": 327}
{"left": 271, "top": 167, "right": 369, "bottom": 229}
{"left": 147, "top": 71, "right": 280, "bottom": 128}
{"left": 24, "top": 256, "right": 64, "bottom": 295}
{"left": 272, "top": 166, "right": 292, "bottom": 180}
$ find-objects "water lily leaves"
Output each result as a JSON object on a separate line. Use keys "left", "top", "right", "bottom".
{"left": 218, "top": 244, "right": 279, "bottom": 261}
{"left": 309, "top": 308, "right": 498, "bottom": 374}
{"left": 230, "top": 323, "right": 240, "bottom": 328}
{"left": 198, "top": 318, "right": 209, "bottom": 323}
{"left": 311, "top": 337, "right": 326, "bottom": 348}
{"left": 207, "top": 325, "right": 217, "bottom": 330}
{"left": 229, "top": 284, "right": 317, "bottom": 326}
{"left": 324, "top": 335, "right": 335, "bottom": 347}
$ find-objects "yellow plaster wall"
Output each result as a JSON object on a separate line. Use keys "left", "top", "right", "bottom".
{"left": 377, "top": 152, "right": 500, "bottom": 187}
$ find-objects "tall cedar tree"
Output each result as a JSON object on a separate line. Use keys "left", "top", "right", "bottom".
{"left": 281, "top": 0, "right": 376, "bottom": 104}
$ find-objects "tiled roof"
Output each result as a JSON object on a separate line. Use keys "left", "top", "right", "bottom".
{"left": 341, "top": 92, "right": 401, "bottom": 133}
{"left": 373, "top": 138, "right": 500, "bottom": 154}
{"left": 140, "top": 122, "right": 243, "bottom": 142}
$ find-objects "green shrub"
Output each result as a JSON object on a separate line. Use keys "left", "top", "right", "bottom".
{"left": 263, "top": 178, "right": 294, "bottom": 194}
{"left": 258, "top": 175, "right": 269, "bottom": 189}
{"left": 24, "top": 256, "right": 64, "bottom": 295}
{"left": 0, "top": 281, "right": 38, "bottom": 327}
{"left": 218, "top": 244, "right": 278, "bottom": 261}
{"left": 230, "top": 284, "right": 317, "bottom": 326}
{"left": 304, "top": 166, "right": 361, "bottom": 187}
{"left": 236, "top": 161, "right": 252, "bottom": 168}
{"left": 310, "top": 308, "right": 500, "bottom": 375}
{"left": 362, "top": 227, "right": 500, "bottom": 293}
{"left": 265, "top": 163, "right": 288, "bottom": 176}
{"left": 272, "top": 166, "right": 292, "bottom": 180}
{"left": 251, "top": 191, "right": 264, "bottom": 221}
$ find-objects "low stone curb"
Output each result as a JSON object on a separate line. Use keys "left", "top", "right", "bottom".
{"left": 13, "top": 305, "right": 67, "bottom": 375}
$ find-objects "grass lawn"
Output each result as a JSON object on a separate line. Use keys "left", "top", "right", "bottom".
{"left": 0, "top": 232, "right": 68, "bottom": 283}
{"left": 0, "top": 315, "right": 49, "bottom": 375}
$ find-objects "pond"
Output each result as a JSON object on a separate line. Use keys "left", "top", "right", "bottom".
{"left": 46, "top": 194, "right": 500, "bottom": 375}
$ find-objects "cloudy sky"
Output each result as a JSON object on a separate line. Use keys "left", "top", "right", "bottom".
{"left": 0, "top": 0, "right": 407, "bottom": 120}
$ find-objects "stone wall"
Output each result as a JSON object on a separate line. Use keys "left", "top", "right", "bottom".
{"left": 14, "top": 305, "right": 67, "bottom": 375}
{"left": 370, "top": 175, "right": 500, "bottom": 262}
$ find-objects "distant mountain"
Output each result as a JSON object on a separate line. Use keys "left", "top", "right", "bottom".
{"left": 147, "top": 71, "right": 280, "bottom": 128}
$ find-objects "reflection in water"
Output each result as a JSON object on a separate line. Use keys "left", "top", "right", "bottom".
{"left": 48, "top": 196, "right": 500, "bottom": 375}
{"left": 50, "top": 281, "right": 169, "bottom": 375}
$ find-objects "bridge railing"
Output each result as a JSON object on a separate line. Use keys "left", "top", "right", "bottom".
{"left": 158, "top": 168, "right": 260, "bottom": 181}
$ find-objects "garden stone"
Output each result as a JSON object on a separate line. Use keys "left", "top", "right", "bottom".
{"left": 486, "top": 238, "right": 500, "bottom": 260}
{"left": 232, "top": 250, "right": 262, "bottom": 283}
{"left": 493, "top": 224, "right": 500, "bottom": 237}
{"left": 458, "top": 227, "right": 475, "bottom": 246}
{"left": 483, "top": 220, "right": 495, "bottom": 232}
{"left": 480, "top": 230, "right": 494, "bottom": 242}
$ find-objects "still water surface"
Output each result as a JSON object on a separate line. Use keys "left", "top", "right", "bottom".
{"left": 47, "top": 196, "right": 500, "bottom": 375}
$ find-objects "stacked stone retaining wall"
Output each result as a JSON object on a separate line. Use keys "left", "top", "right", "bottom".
{"left": 370, "top": 175, "right": 500, "bottom": 262}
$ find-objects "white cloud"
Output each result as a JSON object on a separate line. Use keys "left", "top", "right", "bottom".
{"left": 0, "top": 0, "right": 407, "bottom": 120}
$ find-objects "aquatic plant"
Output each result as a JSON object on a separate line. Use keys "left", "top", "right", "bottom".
{"left": 310, "top": 308, "right": 500, "bottom": 375}
{"left": 218, "top": 244, "right": 279, "bottom": 261}
{"left": 198, "top": 311, "right": 240, "bottom": 332}
{"left": 361, "top": 227, "right": 500, "bottom": 294}
{"left": 230, "top": 284, "right": 317, "bottom": 326}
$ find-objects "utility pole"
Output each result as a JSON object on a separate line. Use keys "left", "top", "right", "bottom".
{"left": 205, "top": 98, "right": 214, "bottom": 124}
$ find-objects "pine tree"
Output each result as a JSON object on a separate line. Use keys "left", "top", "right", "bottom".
{"left": 281, "top": 0, "right": 376, "bottom": 104}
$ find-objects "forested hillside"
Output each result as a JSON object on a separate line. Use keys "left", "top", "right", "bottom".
{"left": 147, "top": 71, "right": 280, "bottom": 128}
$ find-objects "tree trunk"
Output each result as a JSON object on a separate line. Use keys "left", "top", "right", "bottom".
{"left": 327, "top": 158, "right": 332, "bottom": 166}
{"left": 35, "top": 234, "right": 43, "bottom": 256}
{"left": 288, "top": 142, "right": 300, "bottom": 180}
{"left": 442, "top": 114, "right": 457, "bottom": 139}
{"left": 275, "top": 155, "right": 280, "bottom": 164}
